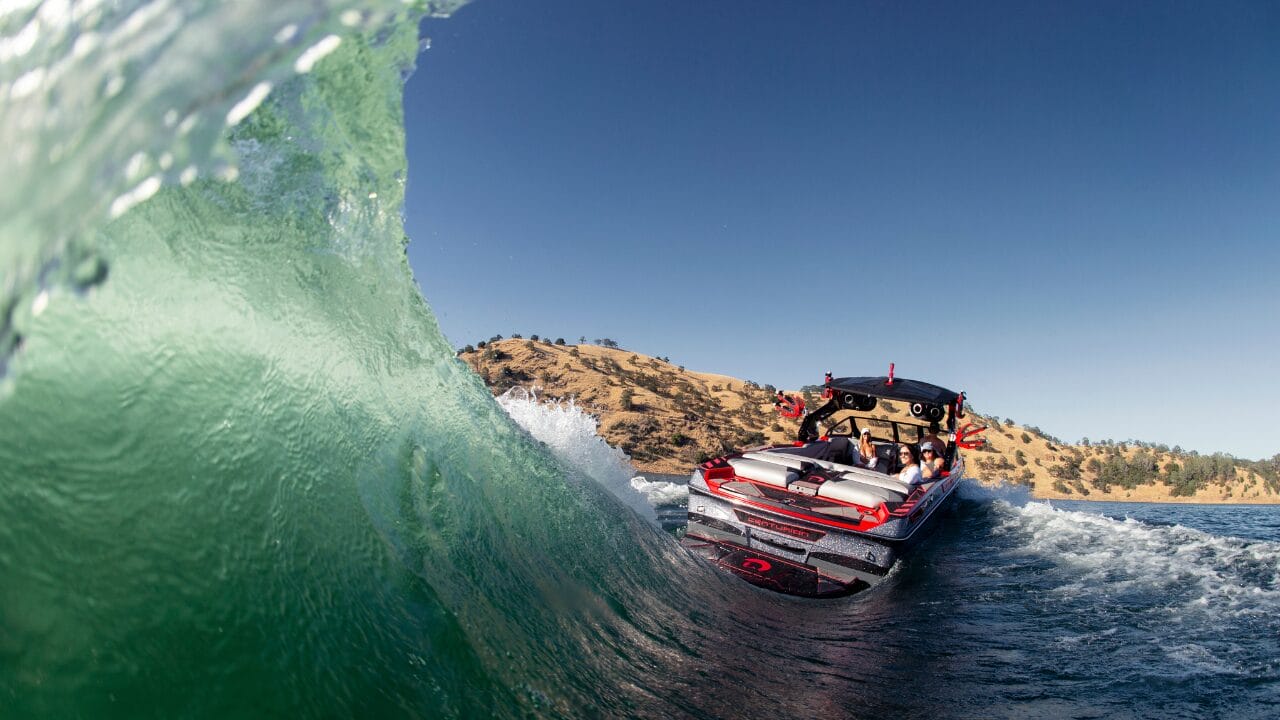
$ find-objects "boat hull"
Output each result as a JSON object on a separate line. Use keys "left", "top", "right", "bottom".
{"left": 683, "top": 474, "right": 962, "bottom": 598}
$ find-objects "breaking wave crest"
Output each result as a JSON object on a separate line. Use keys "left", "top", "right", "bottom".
{"left": 494, "top": 387, "right": 657, "bottom": 519}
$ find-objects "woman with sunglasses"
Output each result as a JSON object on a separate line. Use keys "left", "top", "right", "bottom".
{"left": 919, "top": 438, "right": 945, "bottom": 480}
{"left": 897, "top": 444, "right": 923, "bottom": 486}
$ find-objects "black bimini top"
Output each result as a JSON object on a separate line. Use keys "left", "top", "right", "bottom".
{"left": 829, "top": 376, "right": 959, "bottom": 406}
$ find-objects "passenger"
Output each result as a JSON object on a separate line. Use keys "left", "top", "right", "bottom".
{"left": 919, "top": 437, "right": 946, "bottom": 480}
{"left": 857, "top": 427, "right": 879, "bottom": 471}
{"left": 897, "top": 445, "right": 923, "bottom": 486}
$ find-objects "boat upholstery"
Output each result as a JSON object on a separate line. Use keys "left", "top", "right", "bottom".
{"left": 818, "top": 476, "right": 906, "bottom": 506}
{"left": 745, "top": 449, "right": 911, "bottom": 506}
{"left": 742, "top": 451, "right": 811, "bottom": 471}
{"left": 728, "top": 458, "right": 798, "bottom": 488}
{"left": 805, "top": 459, "right": 913, "bottom": 496}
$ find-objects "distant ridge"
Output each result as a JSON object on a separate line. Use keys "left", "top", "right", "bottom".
{"left": 459, "top": 338, "right": 1280, "bottom": 504}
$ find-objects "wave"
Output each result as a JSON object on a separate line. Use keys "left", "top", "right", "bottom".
{"left": 0, "top": 1, "right": 468, "bottom": 378}
{"left": 493, "top": 387, "right": 658, "bottom": 519}
{"left": 4, "top": 3, "right": 1278, "bottom": 718}
{"left": 0, "top": 4, "right": 723, "bottom": 716}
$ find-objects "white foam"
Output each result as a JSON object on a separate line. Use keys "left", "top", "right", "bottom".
{"left": 495, "top": 387, "right": 657, "bottom": 521}
{"left": 988, "top": 499, "right": 1280, "bottom": 618}
{"left": 630, "top": 475, "right": 689, "bottom": 506}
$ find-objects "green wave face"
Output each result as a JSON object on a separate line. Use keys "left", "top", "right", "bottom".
{"left": 0, "top": 6, "right": 701, "bottom": 717}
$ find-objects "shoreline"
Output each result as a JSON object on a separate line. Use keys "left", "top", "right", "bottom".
{"left": 461, "top": 339, "right": 1280, "bottom": 506}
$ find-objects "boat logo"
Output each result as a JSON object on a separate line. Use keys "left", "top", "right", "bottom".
{"left": 734, "top": 511, "right": 826, "bottom": 541}
{"left": 741, "top": 558, "right": 772, "bottom": 572}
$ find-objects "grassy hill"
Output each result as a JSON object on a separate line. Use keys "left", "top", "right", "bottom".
{"left": 459, "top": 338, "right": 1280, "bottom": 503}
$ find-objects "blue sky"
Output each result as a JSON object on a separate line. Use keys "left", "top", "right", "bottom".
{"left": 403, "top": 0, "right": 1280, "bottom": 460}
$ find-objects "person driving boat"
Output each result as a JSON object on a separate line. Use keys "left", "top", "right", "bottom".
{"left": 920, "top": 437, "right": 945, "bottom": 479}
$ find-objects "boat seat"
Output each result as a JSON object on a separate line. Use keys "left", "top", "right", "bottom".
{"left": 805, "top": 460, "right": 913, "bottom": 496}
{"left": 742, "top": 451, "right": 812, "bottom": 472}
{"left": 875, "top": 444, "right": 898, "bottom": 473}
{"left": 817, "top": 475, "right": 906, "bottom": 507}
{"left": 727, "top": 457, "right": 798, "bottom": 488}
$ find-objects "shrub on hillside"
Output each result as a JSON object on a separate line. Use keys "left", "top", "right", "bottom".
{"left": 1048, "top": 462, "right": 1081, "bottom": 481}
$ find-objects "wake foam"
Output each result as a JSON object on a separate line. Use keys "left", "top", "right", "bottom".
{"left": 495, "top": 387, "right": 668, "bottom": 520}
{"left": 991, "top": 499, "right": 1280, "bottom": 618}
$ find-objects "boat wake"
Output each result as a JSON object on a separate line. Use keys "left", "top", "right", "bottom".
{"left": 953, "top": 485, "right": 1280, "bottom": 684}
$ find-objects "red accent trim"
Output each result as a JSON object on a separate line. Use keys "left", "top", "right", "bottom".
{"left": 792, "top": 441, "right": 806, "bottom": 446}
{"left": 703, "top": 466, "right": 734, "bottom": 492}
{"left": 704, "top": 482, "right": 885, "bottom": 532}
{"left": 776, "top": 394, "right": 806, "bottom": 418}
{"left": 955, "top": 422, "right": 987, "bottom": 449}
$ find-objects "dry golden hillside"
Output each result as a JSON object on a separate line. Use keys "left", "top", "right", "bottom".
{"left": 459, "top": 339, "right": 1280, "bottom": 504}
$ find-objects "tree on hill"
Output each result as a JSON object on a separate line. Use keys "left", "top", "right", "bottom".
{"left": 596, "top": 338, "right": 619, "bottom": 348}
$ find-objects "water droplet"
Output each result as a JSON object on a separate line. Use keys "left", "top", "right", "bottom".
{"left": 225, "top": 81, "right": 272, "bottom": 126}
{"left": 294, "top": 34, "right": 341, "bottom": 74}
{"left": 274, "top": 23, "right": 298, "bottom": 44}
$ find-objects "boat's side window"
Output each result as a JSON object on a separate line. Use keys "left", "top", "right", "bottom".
{"left": 827, "top": 418, "right": 853, "bottom": 436}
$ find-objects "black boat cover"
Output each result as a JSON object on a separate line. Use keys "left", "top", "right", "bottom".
{"left": 829, "top": 376, "right": 959, "bottom": 406}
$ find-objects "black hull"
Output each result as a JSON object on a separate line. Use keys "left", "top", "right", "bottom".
{"left": 682, "top": 537, "right": 874, "bottom": 598}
